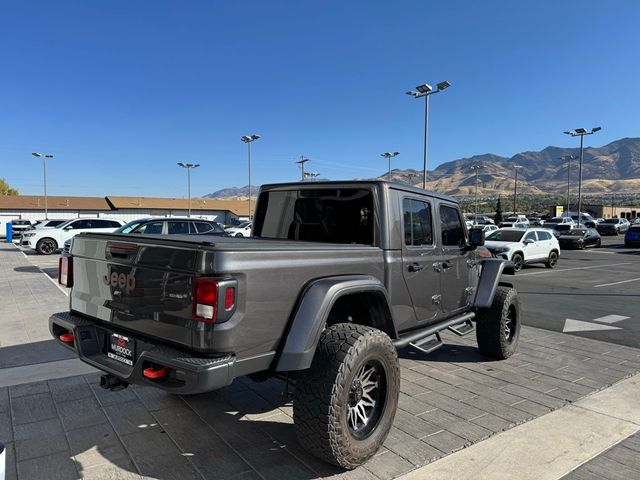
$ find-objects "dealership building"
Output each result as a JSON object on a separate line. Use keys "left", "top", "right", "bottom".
{"left": 0, "top": 195, "right": 249, "bottom": 226}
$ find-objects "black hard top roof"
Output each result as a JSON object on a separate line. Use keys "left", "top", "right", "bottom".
{"left": 260, "top": 180, "right": 459, "bottom": 204}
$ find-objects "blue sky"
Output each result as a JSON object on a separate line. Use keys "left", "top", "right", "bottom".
{"left": 2, "top": 1, "right": 639, "bottom": 197}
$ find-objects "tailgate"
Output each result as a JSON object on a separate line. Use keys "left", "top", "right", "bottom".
{"left": 69, "top": 235, "right": 203, "bottom": 349}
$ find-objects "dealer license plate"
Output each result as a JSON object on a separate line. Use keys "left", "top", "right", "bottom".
{"left": 107, "top": 332, "right": 135, "bottom": 366}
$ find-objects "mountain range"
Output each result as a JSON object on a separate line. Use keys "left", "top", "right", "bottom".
{"left": 204, "top": 137, "right": 640, "bottom": 199}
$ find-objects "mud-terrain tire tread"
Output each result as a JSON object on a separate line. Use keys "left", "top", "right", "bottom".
{"left": 293, "top": 323, "right": 399, "bottom": 469}
{"left": 475, "top": 286, "right": 520, "bottom": 359}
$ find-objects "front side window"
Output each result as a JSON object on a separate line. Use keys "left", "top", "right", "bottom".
{"left": 524, "top": 232, "right": 537, "bottom": 242}
{"left": 135, "top": 221, "right": 163, "bottom": 234}
{"left": 440, "top": 205, "right": 465, "bottom": 247}
{"left": 70, "top": 220, "right": 93, "bottom": 229}
{"left": 403, "top": 198, "right": 433, "bottom": 246}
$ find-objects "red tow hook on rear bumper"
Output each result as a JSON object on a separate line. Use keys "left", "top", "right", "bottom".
{"left": 143, "top": 367, "right": 168, "bottom": 379}
{"left": 59, "top": 332, "right": 75, "bottom": 343}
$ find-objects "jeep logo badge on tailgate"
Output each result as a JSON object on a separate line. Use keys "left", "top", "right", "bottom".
{"left": 103, "top": 265, "right": 136, "bottom": 294}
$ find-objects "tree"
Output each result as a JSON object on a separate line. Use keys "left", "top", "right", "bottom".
{"left": 495, "top": 197, "right": 503, "bottom": 223}
{"left": 0, "top": 178, "right": 18, "bottom": 195}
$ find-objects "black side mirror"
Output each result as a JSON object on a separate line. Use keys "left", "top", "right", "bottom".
{"left": 467, "top": 228, "right": 485, "bottom": 249}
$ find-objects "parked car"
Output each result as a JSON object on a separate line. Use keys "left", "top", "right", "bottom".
{"left": 466, "top": 215, "right": 494, "bottom": 225}
{"left": 117, "top": 218, "right": 228, "bottom": 236}
{"left": 225, "top": 221, "right": 252, "bottom": 237}
{"left": 547, "top": 223, "right": 587, "bottom": 238}
{"left": 21, "top": 218, "right": 125, "bottom": 254}
{"left": 485, "top": 227, "right": 560, "bottom": 271}
{"left": 625, "top": 225, "right": 640, "bottom": 247}
{"left": 61, "top": 218, "right": 229, "bottom": 256}
{"left": 9, "top": 219, "right": 33, "bottom": 238}
{"left": 527, "top": 217, "right": 545, "bottom": 226}
{"left": 596, "top": 218, "right": 630, "bottom": 236}
{"left": 557, "top": 228, "right": 602, "bottom": 249}
{"left": 479, "top": 224, "right": 499, "bottom": 234}
{"left": 30, "top": 219, "right": 69, "bottom": 229}
{"left": 561, "top": 211, "right": 596, "bottom": 227}
{"left": 499, "top": 215, "right": 530, "bottom": 228}
{"left": 50, "top": 179, "right": 520, "bottom": 469}
{"left": 545, "top": 217, "right": 575, "bottom": 226}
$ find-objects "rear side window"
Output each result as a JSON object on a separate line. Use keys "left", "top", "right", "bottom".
{"left": 167, "top": 221, "right": 190, "bottom": 234}
{"left": 538, "top": 231, "right": 552, "bottom": 240}
{"left": 439, "top": 206, "right": 465, "bottom": 247}
{"left": 403, "top": 198, "right": 433, "bottom": 246}
{"left": 70, "top": 220, "right": 93, "bottom": 229}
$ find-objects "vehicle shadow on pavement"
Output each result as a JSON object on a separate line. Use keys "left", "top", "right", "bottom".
{"left": 63, "top": 374, "right": 349, "bottom": 480}
{"left": 12, "top": 265, "right": 43, "bottom": 274}
{"left": 0, "top": 339, "right": 76, "bottom": 369}
{"left": 398, "top": 342, "right": 492, "bottom": 364}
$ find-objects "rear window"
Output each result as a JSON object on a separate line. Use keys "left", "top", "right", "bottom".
{"left": 253, "top": 188, "right": 375, "bottom": 245}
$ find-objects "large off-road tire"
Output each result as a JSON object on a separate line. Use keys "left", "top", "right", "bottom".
{"left": 545, "top": 250, "right": 559, "bottom": 268}
{"left": 36, "top": 237, "right": 58, "bottom": 255}
{"left": 475, "top": 286, "right": 520, "bottom": 359}
{"left": 293, "top": 323, "right": 400, "bottom": 469}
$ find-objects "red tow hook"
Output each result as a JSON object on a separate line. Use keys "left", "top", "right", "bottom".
{"left": 59, "top": 332, "right": 75, "bottom": 343}
{"left": 143, "top": 367, "right": 168, "bottom": 379}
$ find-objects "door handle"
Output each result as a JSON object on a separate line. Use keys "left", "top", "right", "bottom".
{"left": 408, "top": 263, "right": 423, "bottom": 272}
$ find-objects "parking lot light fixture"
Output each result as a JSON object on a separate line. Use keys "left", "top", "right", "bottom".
{"left": 381, "top": 152, "right": 400, "bottom": 181}
{"left": 513, "top": 165, "right": 523, "bottom": 215}
{"left": 177, "top": 162, "right": 200, "bottom": 217}
{"left": 32, "top": 152, "right": 53, "bottom": 219}
{"left": 406, "top": 80, "right": 451, "bottom": 189}
{"left": 241, "top": 134, "right": 261, "bottom": 220}
{"left": 564, "top": 126, "right": 602, "bottom": 226}
{"left": 560, "top": 155, "right": 577, "bottom": 216}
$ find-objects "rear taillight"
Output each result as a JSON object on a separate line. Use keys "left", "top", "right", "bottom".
{"left": 58, "top": 256, "right": 73, "bottom": 287}
{"left": 193, "top": 278, "right": 218, "bottom": 323}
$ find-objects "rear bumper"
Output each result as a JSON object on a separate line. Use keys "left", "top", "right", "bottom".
{"left": 49, "top": 311, "right": 236, "bottom": 394}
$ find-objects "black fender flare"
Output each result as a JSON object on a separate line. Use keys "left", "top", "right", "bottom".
{"left": 275, "top": 275, "right": 394, "bottom": 372}
{"left": 473, "top": 258, "right": 515, "bottom": 309}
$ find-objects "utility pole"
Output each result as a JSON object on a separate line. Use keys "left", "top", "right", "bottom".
{"left": 513, "top": 165, "right": 522, "bottom": 215}
{"left": 560, "top": 155, "right": 576, "bottom": 216}
{"left": 296, "top": 155, "right": 309, "bottom": 181}
{"left": 471, "top": 165, "right": 483, "bottom": 219}
{"left": 177, "top": 163, "right": 200, "bottom": 217}
{"left": 32, "top": 153, "right": 53, "bottom": 219}
{"left": 564, "top": 127, "right": 602, "bottom": 224}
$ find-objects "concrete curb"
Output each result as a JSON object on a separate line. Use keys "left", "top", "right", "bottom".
{"left": 397, "top": 373, "right": 640, "bottom": 480}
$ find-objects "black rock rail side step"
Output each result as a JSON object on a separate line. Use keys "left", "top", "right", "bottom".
{"left": 393, "top": 312, "right": 475, "bottom": 350}
{"left": 409, "top": 333, "right": 443, "bottom": 354}
{"left": 449, "top": 320, "right": 475, "bottom": 336}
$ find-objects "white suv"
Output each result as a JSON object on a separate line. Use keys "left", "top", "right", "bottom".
{"left": 21, "top": 218, "right": 124, "bottom": 254}
{"left": 485, "top": 228, "right": 560, "bottom": 272}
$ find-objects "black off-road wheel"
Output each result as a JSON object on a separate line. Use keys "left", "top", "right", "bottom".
{"left": 293, "top": 323, "right": 400, "bottom": 469}
{"left": 36, "top": 238, "right": 58, "bottom": 255}
{"left": 545, "top": 251, "right": 559, "bottom": 268}
{"left": 475, "top": 286, "right": 521, "bottom": 359}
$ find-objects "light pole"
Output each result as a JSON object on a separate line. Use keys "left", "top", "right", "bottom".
{"left": 177, "top": 162, "right": 200, "bottom": 217}
{"left": 564, "top": 127, "right": 601, "bottom": 224}
{"left": 241, "top": 134, "right": 260, "bottom": 220}
{"left": 380, "top": 152, "right": 400, "bottom": 181}
{"left": 32, "top": 152, "right": 53, "bottom": 219}
{"left": 471, "top": 164, "right": 483, "bottom": 219}
{"left": 296, "top": 156, "right": 310, "bottom": 181}
{"left": 559, "top": 155, "right": 576, "bottom": 216}
{"left": 406, "top": 80, "right": 451, "bottom": 189}
{"left": 513, "top": 165, "right": 522, "bottom": 215}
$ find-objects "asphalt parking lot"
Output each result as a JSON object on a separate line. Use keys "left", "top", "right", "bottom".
{"left": 514, "top": 235, "right": 640, "bottom": 348}
{"left": 3, "top": 235, "right": 640, "bottom": 479}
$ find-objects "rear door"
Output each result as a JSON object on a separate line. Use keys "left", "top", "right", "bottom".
{"left": 522, "top": 230, "right": 544, "bottom": 260}
{"left": 401, "top": 197, "right": 441, "bottom": 324}
{"left": 438, "top": 204, "right": 473, "bottom": 314}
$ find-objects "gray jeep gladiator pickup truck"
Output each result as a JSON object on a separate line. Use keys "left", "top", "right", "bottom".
{"left": 50, "top": 180, "right": 519, "bottom": 469}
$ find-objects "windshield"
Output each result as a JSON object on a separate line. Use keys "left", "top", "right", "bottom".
{"left": 603, "top": 219, "right": 618, "bottom": 224}
{"left": 486, "top": 230, "right": 525, "bottom": 242}
{"left": 546, "top": 218, "right": 562, "bottom": 224}
{"left": 116, "top": 220, "right": 147, "bottom": 233}
{"left": 564, "top": 229, "right": 586, "bottom": 237}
